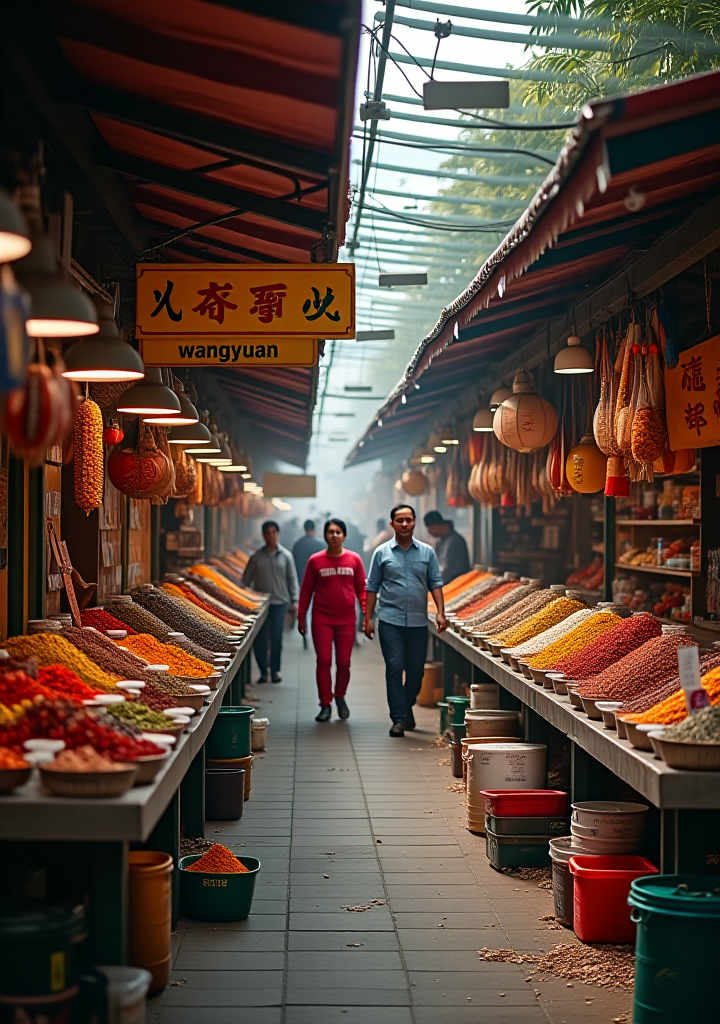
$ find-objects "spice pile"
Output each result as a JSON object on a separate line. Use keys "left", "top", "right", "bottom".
{"left": 477, "top": 588, "right": 561, "bottom": 636}
{"left": 5, "top": 634, "right": 119, "bottom": 691}
{"left": 184, "top": 576, "right": 251, "bottom": 615}
{"left": 624, "top": 665, "right": 720, "bottom": 725}
{"left": 463, "top": 582, "right": 538, "bottom": 626}
{"left": 81, "top": 609, "right": 136, "bottom": 634}
{"left": 663, "top": 705, "right": 720, "bottom": 743}
{"left": 117, "top": 634, "right": 213, "bottom": 677}
{"left": 188, "top": 565, "right": 261, "bottom": 611}
{"left": 621, "top": 650, "right": 720, "bottom": 719}
{"left": 132, "top": 587, "right": 235, "bottom": 653}
{"left": 186, "top": 843, "right": 249, "bottom": 873}
{"left": 104, "top": 598, "right": 175, "bottom": 641}
{"left": 61, "top": 627, "right": 148, "bottom": 679}
{"left": 106, "top": 703, "right": 177, "bottom": 732}
{"left": 526, "top": 611, "right": 621, "bottom": 669}
{"left": 508, "top": 608, "right": 594, "bottom": 659}
{"left": 577, "top": 633, "right": 696, "bottom": 701}
{"left": 552, "top": 613, "right": 661, "bottom": 680}
{"left": 489, "top": 597, "right": 584, "bottom": 649}
{"left": 0, "top": 747, "right": 29, "bottom": 769}
{"left": 163, "top": 581, "right": 247, "bottom": 627}
{"left": 46, "top": 745, "right": 129, "bottom": 772}
{"left": 456, "top": 581, "right": 523, "bottom": 621}
{"left": 159, "top": 584, "right": 240, "bottom": 634}
{"left": 36, "top": 665, "right": 100, "bottom": 702}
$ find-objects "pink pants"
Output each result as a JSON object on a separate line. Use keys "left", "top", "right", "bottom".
{"left": 311, "top": 616, "right": 356, "bottom": 707}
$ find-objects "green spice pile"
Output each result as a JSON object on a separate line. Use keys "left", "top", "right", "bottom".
{"left": 107, "top": 702, "right": 176, "bottom": 731}
{"left": 144, "top": 671, "right": 197, "bottom": 697}
{"left": 663, "top": 705, "right": 720, "bottom": 744}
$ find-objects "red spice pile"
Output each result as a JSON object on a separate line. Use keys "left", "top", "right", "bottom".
{"left": 37, "top": 665, "right": 100, "bottom": 702}
{"left": 552, "top": 613, "right": 661, "bottom": 680}
{"left": 81, "top": 608, "right": 137, "bottom": 634}
{"left": 186, "top": 843, "right": 249, "bottom": 873}
{"left": 457, "top": 582, "right": 521, "bottom": 620}
{"left": 577, "top": 633, "right": 696, "bottom": 701}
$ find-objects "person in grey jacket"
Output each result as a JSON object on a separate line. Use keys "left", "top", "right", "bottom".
{"left": 244, "top": 521, "right": 298, "bottom": 684}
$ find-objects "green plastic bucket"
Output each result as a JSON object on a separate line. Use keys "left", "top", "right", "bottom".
{"left": 628, "top": 875, "right": 720, "bottom": 1022}
{"left": 446, "top": 696, "right": 471, "bottom": 726}
{"left": 0, "top": 905, "right": 87, "bottom": 998}
{"left": 179, "top": 855, "right": 261, "bottom": 921}
{"left": 207, "top": 705, "right": 255, "bottom": 759}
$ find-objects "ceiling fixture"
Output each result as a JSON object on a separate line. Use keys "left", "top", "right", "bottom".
{"left": 63, "top": 298, "right": 144, "bottom": 383}
{"left": 554, "top": 334, "right": 594, "bottom": 375}
{"left": 241, "top": 471, "right": 253, "bottom": 479}
{"left": 206, "top": 438, "right": 233, "bottom": 466}
{"left": 433, "top": 444, "right": 448, "bottom": 454}
{"left": 379, "top": 272, "right": 427, "bottom": 288}
{"left": 419, "top": 454, "right": 435, "bottom": 464}
{"left": 472, "top": 408, "right": 494, "bottom": 432}
{"left": 186, "top": 434, "right": 223, "bottom": 458}
{"left": 441, "top": 436, "right": 460, "bottom": 445}
{"left": 144, "top": 379, "right": 199, "bottom": 425}
{"left": 355, "top": 329, "right": 395, "bottom": 341}
{"left": 218, "top": 464, "right": 248, "bottom": 473}
{"left": 0, "top": 188, "right": 31, "bottom": 263}
{"left": 15, "top": 182, "right": 99, "bottom": 338}
{"left": 168, "top": 421, "right": 212, "bottom": 446}
{"left": 116, "top": 367, "right": 181, "bottom": 416}
{"left": 423, "top": 79, "right": 509, "bottom": 111}
{"left": 489, "top": 386, "right": 512, "bottom": 412}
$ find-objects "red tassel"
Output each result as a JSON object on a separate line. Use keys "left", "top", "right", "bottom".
{"left": 604, "top": 456, "right": 629, "bottom": 497}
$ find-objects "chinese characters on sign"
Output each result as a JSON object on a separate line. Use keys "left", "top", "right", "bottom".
{"left": 136, "top": 263, "right": 355, "bottom": 343}
{"left": 665, "top": 334, "right": 720, "bottom": 450}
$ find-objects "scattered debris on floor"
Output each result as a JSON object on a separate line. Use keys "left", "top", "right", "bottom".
{"left": 179, "top": 837, "right": 214, "bottom": 857}
{"left": 342, "top": 899, "right": 386, "bottom": 913}
{"left": 447, "top": 782, "right": 464, "bottom": 793}
{"left": 498, "top": 866, "right": 553, "bottom": 890}
{"left": 478, "top": 943, "right": 635, "bottom": 991}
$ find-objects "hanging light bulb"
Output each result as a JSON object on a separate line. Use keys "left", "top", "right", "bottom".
{"left": 554, "top": 334, "right": 594, "bottom": 374}
{"left": 62, "top": 298, "right": 144, "bottom": 382}
{"left": 472, "top": 408, "right": 494, "bottom": 431}
{"left": 143, "top": 378, "right": 199, "bottom": 425}
{"left": 15, "top": 181, "right": 98, "bottom": 337}
{"left": 116, "top": 367, "right": 181, "bottom": 416}
{"left": 0, "top": 188, "right": 31, "bottom": 263}
{"left": 168, "top": 420, "right": 212, "bottom": 446}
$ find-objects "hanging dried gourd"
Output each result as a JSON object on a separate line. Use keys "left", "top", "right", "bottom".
{"left": 467, "top": 427, "right": 484, "bottom": 466}
{"left": 566, "top": 434, "right": 606, "bottom": 493}
{"left": 493, "top": 370, "right": 558, "bottom": 453}
{"left": 593, "top": 330, "right": 618, "bottom": 455}
{"left": 631, "top": 356, "right": 665, "bottom": 472}
{"left": 73, "top": 397, "right": 104, "bottom": 515}
{"left": 401, "top": 468, "right": 428, "bottom": 496}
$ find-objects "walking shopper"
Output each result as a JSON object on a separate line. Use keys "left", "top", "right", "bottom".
{"left": 292, "top": 520, "right": 324, "bottom": 650}
{"left": 298, "top": 519, "right": 366, "bottom": 723}
{"left": 364, "top": 505, "right": 447, "bottom": 737}
{"left": 423, "top": 510, "right": 470, "bottom": 584}
{"left": 244, "top": 521, "right": 298, "bottom": 684}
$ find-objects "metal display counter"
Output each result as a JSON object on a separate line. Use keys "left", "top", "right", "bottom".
{"left": 0, "top": 604, "right": 266, "bottom": 962}
{"left": 431, "top": 621, "right": 720, "bottom": 873}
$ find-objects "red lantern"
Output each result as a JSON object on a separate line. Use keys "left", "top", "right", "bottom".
{"left": 103, "top": 424, "right": 124, "bottom": 446}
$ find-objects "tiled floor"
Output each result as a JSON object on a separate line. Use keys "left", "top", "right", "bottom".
{"left": 151, "top": 634, "right": 631, "bottom": 1023}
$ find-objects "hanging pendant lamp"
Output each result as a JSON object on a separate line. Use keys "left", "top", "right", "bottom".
{"left": 0, "top": 189, "right": 31, "bottom": 263}
{"left": 15, "top": 184, "right": 98, "bottom": 338}
{"left": 193, "top": 435, "right": 224, "bottom": 461}
{"left": 144, "top": 379, "right": 199, "bottom": 425}
{"left": 554, "top": 335, "right": 594, "bottom": 374}
{"left": 489, "top": 386, "right": 512, "bottom": 412}
{"left": 62, "top": 299, "right": 144, "bottom": 382}
{"left": 472, "top": 408, "right": 494, "bottom": 431}
{"left": 116, "top": 367, "right": 181, "bottom": 415}
{"left": 168, "top": 420, "right": 212, "bottom": 445}
{"left": 206, "top": 439, "right": 233, "bottom": 466}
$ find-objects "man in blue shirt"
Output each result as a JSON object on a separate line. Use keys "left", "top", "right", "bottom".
{"left": 364, "top": 504, "right": 447, "bottom": 737}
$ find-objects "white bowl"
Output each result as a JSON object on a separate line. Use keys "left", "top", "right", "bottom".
{"left": 165, "top": 706, "right": 197, "bottom": 717}
{"left": 189, "top": 684, "right": 211, "bottom": 694}
{"left": 119, "top": 680, "right": 146, "bottom": 688}
{"left": 24, "top": 739, "right": 66, "bottom": 752}
{"left": 93, "top": 694, "right": 126, "bottom": 705}
{"left": 140, "top": 732, "right": 177, "bottom": 746}
{"left": 105, "top": 630, "right": 127, "bottom": 639}
{"left": 595, "top": 701, "right": 623, "bottom": 712}
{"left": 169, "top": 715, "right": 191, "bottom": 726}
{"left": 146, "top": 664, "right": 169, "bottom": 672}
{"left": 116, "top": 682, "right": 145, "bottom": 693}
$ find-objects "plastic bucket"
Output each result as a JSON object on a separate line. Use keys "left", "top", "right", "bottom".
{"left": 96, "top": 966, "right": 151, "bottom": 1024}
{"left": 549, "top": 838, "right": 576, "bottom": 928}
{"left": 0, "top": 987, "right": 78, "bottom": 1022}
{"left": 0, "top": 905, "right": 87, "bottom": 998}
{"left": 465, "top": 710, "right": 520, "bottom": 739}
{"left": 127, "top": 852, "right": 172, "bottom": 995}
{"left": 207, "top": 755, "right": 254, "bottom": 800}
{"left": 470, "top": 683, "right": 500, "bottom": 709}
{"left": 207, "top": 706, "right": 255, "bottom": 759}
{"left": 629, "top": 874, "right": 720, "bottom": 1023}
{"left": 251, "top": 718, "right": 269, "bottom": 752}
{"left": 205, "top": 768, "right": 245, "bottom": 820}
{"left": 445, "top": 696, "right": 471, "bottom": 726}
{"left": 568, "top": 854, "right": 657, "bottom": 943}
{"left": 417, "top": 662, "right": 443, "bottom": 706}
{"left": 179, "top": 855, "right": 261, "bottom": 921}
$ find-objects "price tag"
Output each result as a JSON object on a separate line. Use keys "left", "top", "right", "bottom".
{"left": 677, "top": 645, "right": 710, "bottom": 713}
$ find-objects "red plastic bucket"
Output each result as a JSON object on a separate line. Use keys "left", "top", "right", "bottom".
{"left": 480, "top": 789, "right": 568, "bottom": 818}
{"left": 568, "top": 854, "right": 657, "bottom": 943}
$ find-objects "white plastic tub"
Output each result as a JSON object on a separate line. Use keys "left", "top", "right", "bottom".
{"left": 97, "top": 966, "right": 151, "bottom": 1024}
{"left": 251, "top": 717, "right": 269, "bottom": 752}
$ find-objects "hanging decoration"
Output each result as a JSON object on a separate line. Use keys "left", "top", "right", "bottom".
{"left": 566, "top": 434, "right": 606, "bottom": 493}
{"left": 401, "top": 468, "right": 429, "bottom": 496}
{"left": 72, "top": 396, "right": 104, "bottom": 515}
{"left": 493, "top": 370, "right": 558, "bottom": 453}
{"left": 108, "top": 421, "right": 172, "bottom": 499}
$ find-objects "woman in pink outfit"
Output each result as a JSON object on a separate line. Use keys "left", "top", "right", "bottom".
{"left": 297, "top": 518, "right": 367, "bottom": 722}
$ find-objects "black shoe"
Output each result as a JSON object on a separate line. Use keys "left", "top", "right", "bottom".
{"left": 271, "top": 673, "right": 282, "bottom": 683}
{"left": 255, "top": 674, "right": 268, "bottom": 685}
{"left": 316, "top": 705, "right": 331, "bottom": 722}
{"left": 389, "top": 721, "right": 405, "bottom": 738}
{"left": 405, "top": 708, "right": 416, "bottom": 731}
{"left": 336, "top": 697, "right": 350, "bottom": 720}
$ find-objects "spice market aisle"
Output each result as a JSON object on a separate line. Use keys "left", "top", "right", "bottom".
{"left": 152, "top": 636, "right": 631, "bottom": 1024}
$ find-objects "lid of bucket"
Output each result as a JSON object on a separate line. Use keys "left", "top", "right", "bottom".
{"left": 572, "top": 801, "right": 648, "bottom": 816}
{"left": 629, "top": 875, "right": 720, "bottom": 918}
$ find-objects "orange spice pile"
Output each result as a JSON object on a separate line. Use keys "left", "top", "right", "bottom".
{"left": 186, "top": 843, "right": 249, "bottom": 873}
{"left": 115, "top": 634, "right": 213, "bottom": 677}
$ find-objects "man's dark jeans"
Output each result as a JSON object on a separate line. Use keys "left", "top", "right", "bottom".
{"left": 254, "top": 603, "right": 288, "bottom": 677}
{"left": 378, "top": 620, "right": 428, "bottom": 723}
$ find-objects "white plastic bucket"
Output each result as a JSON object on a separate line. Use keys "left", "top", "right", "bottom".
{"left": 464, "top": 709, "right": 520, "bottom": 738}
{"left": 251, "top": 718, "right": 269, "bottom": 752}
{"left": 571, "top": 801, "right": 648, "bottom": 840}
{"left": 465, "top": 742, "right": 546, "bottom": 794}
{"left": 97, "top": 966, "right": 151, "bottom": 1024}
{"left": 470, "top": 683, "right": 500, "bottom": 709}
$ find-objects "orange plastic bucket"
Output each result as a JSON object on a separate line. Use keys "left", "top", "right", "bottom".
{"left": 127, "top": 851, "right": 173, "bottom": 994}
{"left": 208, "top": 754, "right": 254, "bottom": 800}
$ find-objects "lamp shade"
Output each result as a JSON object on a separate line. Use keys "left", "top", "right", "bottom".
{"left": 144, "top": 380, "right": 199, "bottom": 425}
{"left": 188, "top": 434, "right": 223, "bottom": 459}
{"left": 493, "top": 370, "right": 558, "bottom": 453}
{"left": 207, "top": 439, "right": 233, "bottom": 466}
{"left": 489, "top": 386, "right": 512, "bottom": 411}
{"left": 0, "top": 189, "right": 31, "bottom": 263}
{"left": 63, "top": 299, "right": 144, "bottom": 382}
{"left": 472, "top": 408, "right": 494, "bottom": 431}
{"left": 15, "top": 232, "right": 98, "bottom": 338}
{"left": 168, "top": 421, "right": 212, "bottom": 445}
{"left": 116, "top": 367, "right": 181, "bottom": 415}
{"left": 554, "top": 335, "right": 594, "bottom": 374}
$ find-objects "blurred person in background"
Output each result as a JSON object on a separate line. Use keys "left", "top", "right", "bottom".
{"left": 423, "top": 510, "right": 470, "bottom": 585}
{"left": 298, "top": 518, "right": 367, "bottom": 723}
{"left": 244, "top": 521, "right": 298, "bottom": 684}
{"left": 292, "top": 519, "right": 324, "bottom": 649}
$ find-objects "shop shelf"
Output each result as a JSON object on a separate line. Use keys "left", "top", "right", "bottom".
{"left": 614, "top": 562, "right": 696, "bottom": 578}
{"left": 615, "top": 519, "right": 697, "bottom": 526}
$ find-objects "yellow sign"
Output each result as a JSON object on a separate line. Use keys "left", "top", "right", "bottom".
{"left": 136, "top": 262, "right": 355, "bottom": 340}
{"left": 665, "top": 333, "right": 720, "bottom": 450}
{"left": 140, "top": 337, "right": 318, "bottom": 367}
